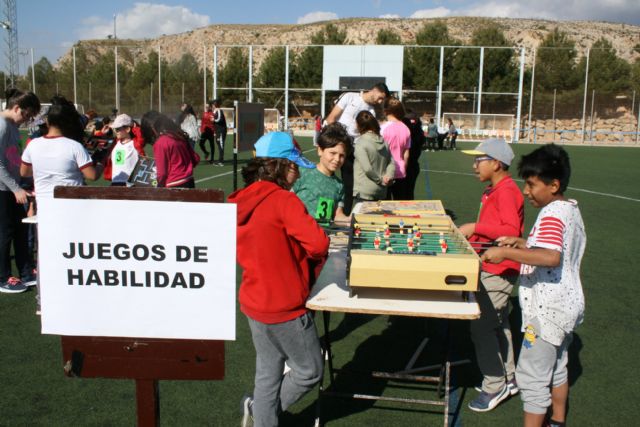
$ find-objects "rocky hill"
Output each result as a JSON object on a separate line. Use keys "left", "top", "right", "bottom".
{"left": 63, "top": 17, "right": 640, "bottom": 70}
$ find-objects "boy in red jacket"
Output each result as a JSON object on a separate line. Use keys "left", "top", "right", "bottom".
{"left": 228, "top": 132, "right": 329, "bottom": 427}
{"left": 459, "top": 138, "right": 524, "bottom": 412}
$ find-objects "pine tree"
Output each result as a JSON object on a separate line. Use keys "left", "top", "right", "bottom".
{"left": 255, "top": 47, "right": 286, "bottom": 108}
{"left": 405, "top": 21, "right": 457, "bottom": 90}
{"left": 535, "top": 29, "right": 579, "bottom": 92}
{"left": 578, "top": 38, "right": 631, "bottom": 93}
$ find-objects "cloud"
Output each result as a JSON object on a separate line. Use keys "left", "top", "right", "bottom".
{"left": 297, "top": 11, "right": 339, "bottom": 24}
{"left": 410, "top": 7, "right": 452, "bottom": 19}
{"left": 455, "top": 0, "right": 640, "bottom": 25}
{"left": 77, "top": 3, "right": 210, "bottom": 40}
{"left": 379, "top": 14, "right": 401, "bottom": 19}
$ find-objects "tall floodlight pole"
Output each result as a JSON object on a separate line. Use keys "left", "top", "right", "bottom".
{"left": 1, "top": 0, "right": 18, "bottom": 87}
{"left": 73, "top": 47, "right": 77, "bottom": 104}
{"left": 30, "top": 47, "right": 35, "bottom": 94}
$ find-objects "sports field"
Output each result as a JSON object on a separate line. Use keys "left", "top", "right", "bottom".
{"left": 2, "top": 137, "right": 639, "bottom": 426}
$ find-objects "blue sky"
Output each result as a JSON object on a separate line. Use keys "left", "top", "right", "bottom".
{"left": 6, "top": 0, "right": 640, "bottom": 73}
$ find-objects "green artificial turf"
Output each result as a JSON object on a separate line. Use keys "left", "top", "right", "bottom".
{"left": 1, "top": 136, "right": 639, "bottom": 426}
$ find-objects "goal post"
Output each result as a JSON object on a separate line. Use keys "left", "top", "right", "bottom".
{"left": 442, "top": 112, "right": 515, "bottom": 143}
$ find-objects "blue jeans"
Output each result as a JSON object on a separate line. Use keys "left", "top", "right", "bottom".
{"left": 247, "top": 312, "right": 323, "bottom": 427}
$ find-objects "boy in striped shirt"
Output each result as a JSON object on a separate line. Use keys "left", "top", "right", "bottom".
{"left": 482, "top": 144, "right": 586, "bottom": 427}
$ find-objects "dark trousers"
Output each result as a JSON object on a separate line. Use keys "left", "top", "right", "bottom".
{"left": 0, "top": 190, "right": 30, "bottom": 280}
{"left": 341, "top": 152, "right": 355, "bottom": 215}
{"left": 199, "top": 129, "right": 215, "bottom": 159}
{"left": 214, "top": 127, "right": 227, "bottom": 163}
{"left": 387, "top": 178, "right": 410, "bottom": 200}
{"left": 449, "top": 133, "right": 457, "bottom": 149}
{"left": 404, "top": 162, "right": 420, "bottom": 200}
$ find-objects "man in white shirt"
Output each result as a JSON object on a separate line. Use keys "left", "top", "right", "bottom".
{"left": 325, "top": 82, "right": 389, "bottom": 214}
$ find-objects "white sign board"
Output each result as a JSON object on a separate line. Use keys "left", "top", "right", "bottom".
{"left": 322, "top": 45, "right": 404, "bottom": 92}
{"left": 37, "top": 198, "right": 237, "bottom": 340}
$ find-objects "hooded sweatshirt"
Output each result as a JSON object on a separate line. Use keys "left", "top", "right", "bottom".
{"left": 228, "top": 180, "right": 330, "bottom": 324}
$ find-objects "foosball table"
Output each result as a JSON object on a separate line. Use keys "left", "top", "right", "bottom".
{"left": 347, "top": 202, "right": 480, "bottom": 294}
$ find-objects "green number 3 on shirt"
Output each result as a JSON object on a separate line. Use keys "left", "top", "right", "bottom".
{"left": 315, "top": 197, "right": 334, "bottom": 220}
{"left": 115, "top": 149, "right": 125, "bottom": 165}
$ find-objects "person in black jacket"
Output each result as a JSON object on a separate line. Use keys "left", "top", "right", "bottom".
{"left": 402, "top": 110, "right": 426, "bottom": 200}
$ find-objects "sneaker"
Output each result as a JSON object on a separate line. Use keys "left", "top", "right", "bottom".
{"left": 240, "top": 394, "right": 254, "bottom": 427}
{"left": 468, "top": 385, "right": 509, "bottom": 412}
{"left": 474, "top": 379, "right": 519, "bottom": 395}
{"left": 21, "top": 273, "right": 37, "bottom": 287}
{"left": 215, "top": 161, "right": 224, "bottom": 167}
{"left": 0, "top": 277, "right": 28, "bottom": 294}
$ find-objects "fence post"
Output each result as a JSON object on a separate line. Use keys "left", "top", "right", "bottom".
{"left": 115, "top": 46, "right": 119, "bottom": 110}
{"left": 158, "top": 45, "right": 162, "bottom": 112}
{"left": 213, "top": 45, "right": 218, "bottom": 100}
{"left": 73, "top": 47, "right": 77, "bottom": 105}
{"left": 477, "top": 47, "right": 484, "bottom": 116}
{"left": 203, "top": 44, "right": 207, "bottom": 107}
{"left": 284, "top": 45, "right": 289, "bottom": 131}
{"left": 581, "top": 48, "right": 590, "bottom": 144}
{"left": 589, "top": 89, "right": 595, "bottom": 144}
{"left": 436, "top": 46, "right": 444, "bottom": 125}
{"left": 552, "top": 89, "right": 556, "bottom": 142}
{"left": 514, "top": 47, "right": 526, "bottom": 143}
{"left": 527, "top": 48, "right": 536, "bottom": 143}
{"left": 248, "top": 45, "right": 253, "bottom": 103}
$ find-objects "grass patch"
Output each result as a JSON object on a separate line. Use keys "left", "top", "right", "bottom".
{"left": 2, "top": 137, "right": 639, "bottom": 425}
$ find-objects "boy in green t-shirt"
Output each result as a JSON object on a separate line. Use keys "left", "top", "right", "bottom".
{"left": 293, "top": 123, "right": 350, "bottom": 224}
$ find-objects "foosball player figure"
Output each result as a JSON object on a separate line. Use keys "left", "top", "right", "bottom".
{"left": 373, "top": 235, "right": 381, "bottom": 250}
{"left": 407, "top": 238, "right": 414, "bottom": 252}
{"left": 354, "top": 223, "right": 361, "bottom": 238}
{"left": 399, "top": 219, "right": 405, "bottom": 234}
{"left": 439, "top": 232, "right": 448, "bottom": 253}
{"left": 384, "top": 226, "right": 391, "bottom": 239}
{"left": 412, "top": 223, "right": 419, "bottom": 234}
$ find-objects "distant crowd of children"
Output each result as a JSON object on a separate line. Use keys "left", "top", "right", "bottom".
{"left": 0, "top": 85, "right": 585, "bottom": 427}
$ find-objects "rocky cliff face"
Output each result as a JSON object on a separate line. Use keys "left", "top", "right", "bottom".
{"left": 63, "top": 17, "right": 640, "bottom": 70}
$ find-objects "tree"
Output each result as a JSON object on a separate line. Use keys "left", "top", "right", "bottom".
{"left": 255, "top": 47, "right": 286, "bottom": 108}
{"left": 29, "top": 57, "right": 57, "bottom": 101}
{"left": 311, "top": 23, "right": 347, "bottom": 45}
{"left": 218, "top": 47, "right": 248, "bottom": 104}
{"left": 535, "top": 29, "right": 579, "bottom": 92}
{"left": 449, "top": 26, "right": 517, "bottom": 92}
{"left": 404, "top": 21, "right": 457, "bottom": 90}
{"left": 376, "top": 29, "right": 401, "bottom": 45}
{"left": 165, "top": 53, "right": 202, "bottom": 107}
{"left": 578, "top": 37, "right": 631, "bottom": 93}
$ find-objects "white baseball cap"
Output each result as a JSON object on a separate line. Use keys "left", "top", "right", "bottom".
{"left": 462, "top": 138, "right": 515, "bottom": 166}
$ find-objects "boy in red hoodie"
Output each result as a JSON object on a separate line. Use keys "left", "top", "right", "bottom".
{"left": 459, "top": 138, "right": 524, "bottom": 412}
{"left": 228, "top": 132, "right": 329, "bottom": 427}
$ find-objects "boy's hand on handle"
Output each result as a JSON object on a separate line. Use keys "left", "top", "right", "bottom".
{"left": 382, "top": 175, "right": 393, "bottom": 186}
{"left": 458, "top": 223, "right": 475, "bottom": 239}
{"left": 481, "top": 247, "right": 505, "bottom": 264}
{"left": 496, "top": 236, "right": 526, "bottom": 248}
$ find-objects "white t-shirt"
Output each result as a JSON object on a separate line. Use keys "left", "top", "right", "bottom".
{"left": 519, "top": 199, "right": 586, "bottom": 346}
{"left": 111, "top": 139, "right": 139, "bottom": 184}
{"left": 21, "top": 136, "right": 93, "bottom": 199}
{"left": 336, "top": 92, "right": 375, "bottom": 139}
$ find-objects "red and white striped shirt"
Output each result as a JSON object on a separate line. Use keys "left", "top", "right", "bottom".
{"left": 520, "top": 199, "right": 586, "bottom": 346}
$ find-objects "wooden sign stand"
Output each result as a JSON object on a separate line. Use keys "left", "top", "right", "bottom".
{"left": 53, "top": 186, "right": 227, "bottom": 426}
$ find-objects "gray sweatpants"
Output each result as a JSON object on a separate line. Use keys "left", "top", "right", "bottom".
{"left": 516, "top": 317, "right": 571, "bottom": 415}
{"left": 247, "top": 312, "right": 324, "bottom": 427}
{"left": 470, "top": 272, "right": 517, "bottom": 393}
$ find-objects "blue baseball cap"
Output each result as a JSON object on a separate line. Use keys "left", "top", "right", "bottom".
{"left": 254, "top": 132, "right": 315, "bottom": 169}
